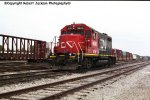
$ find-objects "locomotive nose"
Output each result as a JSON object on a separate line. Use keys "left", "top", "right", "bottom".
{"left": 66, "top": 41, "right": 75, "bottom": 48}
{"left": 59, "top": 34, "right": 84, "bottom": 53}
{"left": 60, "top": 40, "right": 75, "bottom": 49}
{"left": 61, "top": 42, "right": 66, "bottom": 48}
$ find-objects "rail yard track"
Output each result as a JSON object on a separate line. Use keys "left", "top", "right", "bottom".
{"left": 0, "top": 69, "right": 72, "bottom": 86}
{"left": 0, "top": 61, "right": 52, "bottom": 72}
{"left": 0, "top": 61, "right": 149, "bottom": 100}
{"left": 0, "top": 61, "right": 141, "bottom": 86}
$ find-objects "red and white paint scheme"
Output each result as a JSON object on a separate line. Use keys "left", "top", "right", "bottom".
{"left": 54, "top": 23, "right": 111, "bottom": 56}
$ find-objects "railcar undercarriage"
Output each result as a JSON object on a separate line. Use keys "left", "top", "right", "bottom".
{"left": 49, "top": 53, "right": 116, "bottom": 70}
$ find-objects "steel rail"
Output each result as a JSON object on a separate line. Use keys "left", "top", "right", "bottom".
{"left": 0, "top": 62, "right": 144, "bottom": 81}
{"left": 0, "top": 62, "right": 142, "bottom": 87}
{"left": 42, "top": 63, "right": 149, "bottom": 100}
{"left": 0, "top": 69, "right": 66, "bottom": 86}
{"left": 0, "top": 62, "right": 149, "bottom": 99}
{"left": 0, "top": 69, "right": 53, "bottom": 79}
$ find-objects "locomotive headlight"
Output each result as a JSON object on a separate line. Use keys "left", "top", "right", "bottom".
{"left": 77, "top": 27, "right": 84, "bottom": 30}
{"left": 77, "top": 27, "right": 81, "bottom": 29}
{"left": 69, "top": 53, "right": 72, "bottom": 56}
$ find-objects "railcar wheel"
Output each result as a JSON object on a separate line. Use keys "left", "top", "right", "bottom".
{"left": 82, "top": 58, "right": 93, "bottom": 69}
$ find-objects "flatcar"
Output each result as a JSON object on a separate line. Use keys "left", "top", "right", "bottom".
{"left": 49, "top": 23, "right": 116, "bottom": 70}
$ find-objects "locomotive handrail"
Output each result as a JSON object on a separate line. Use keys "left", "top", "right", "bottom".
{"left": 78, "top": 42, "right": 84, "bottom": 61}
{"left": 72, "top": 41, "right": 80, "bottom": 62}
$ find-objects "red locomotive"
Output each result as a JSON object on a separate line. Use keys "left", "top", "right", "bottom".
{"left": 49, "top": 23, "right": 116, "bottom": 69}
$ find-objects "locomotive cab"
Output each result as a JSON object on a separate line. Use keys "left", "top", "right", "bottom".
{"left": 54, "top": 23, "right": 99, "bottom": 55}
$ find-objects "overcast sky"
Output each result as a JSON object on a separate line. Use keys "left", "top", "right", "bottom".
{"left": 0, "top": 1, "right": 150, "bottom": 56}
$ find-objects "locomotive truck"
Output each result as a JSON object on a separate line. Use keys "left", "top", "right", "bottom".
{"left": 49, "top": 23, "right": 116, "bottom": 70}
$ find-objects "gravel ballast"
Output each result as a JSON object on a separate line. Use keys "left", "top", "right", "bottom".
{"left": 0, "top": 63, "right": 150, "bottom": 100}
{"left": 82, "top": 65, "right": 150, "bottom": 100}
{"left": 0, "top": 64, "right": 129, "bottom": 94}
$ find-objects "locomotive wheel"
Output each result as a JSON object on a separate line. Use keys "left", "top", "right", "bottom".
{"left": 82, "top": 58, "right": 93, "bottom": 69}
{"left": 55, "top": 57, "right": 66, "bottom": 66}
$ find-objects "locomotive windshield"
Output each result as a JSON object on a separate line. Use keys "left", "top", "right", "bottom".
{"left": 64, "top": 26, "right": 84, "bottom": 35}
{"left": 68, "top": 30, "right": 84, "bottom": 35}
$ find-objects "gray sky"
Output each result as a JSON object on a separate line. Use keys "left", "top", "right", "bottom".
{"left": 0, "top": 1, "right": 150, "bottom": 56}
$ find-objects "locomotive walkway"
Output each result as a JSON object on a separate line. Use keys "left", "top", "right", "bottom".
{"left": 0, "top": 61, "right": 149, "bottom": 100}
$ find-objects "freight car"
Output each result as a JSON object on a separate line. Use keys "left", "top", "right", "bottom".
{"left": 49, "top": 23, "right": 116, "bottom": 70}
{"left": 0, "top": 34, "right": 47, "bottom": 62}
{"left": 133, "top": 54, "right": 141, "bottom": 60}
{"left": 111, "top": 48, "right": 133, "bottom": 63}
{"left": 111, "top": 49, "right": 123, "bottom": 62}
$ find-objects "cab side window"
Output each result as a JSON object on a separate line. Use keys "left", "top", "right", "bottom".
{"left": 85, "top": 30, "right": 91, "bottom": 38}
{"left": 93, "top": 33, "right": 96, "bottom": 40}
